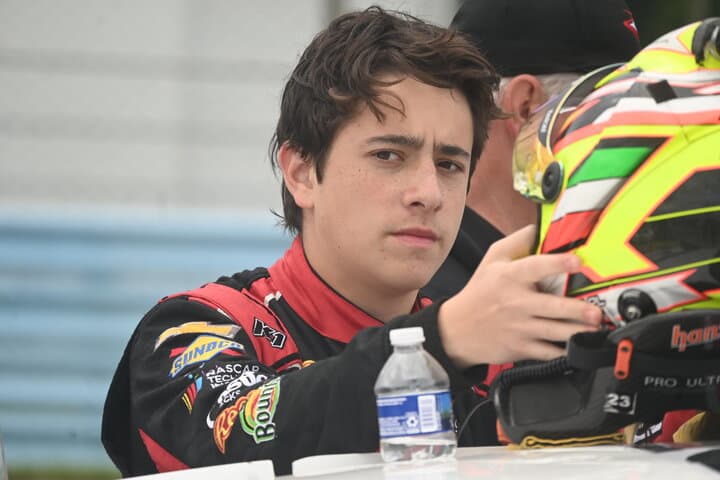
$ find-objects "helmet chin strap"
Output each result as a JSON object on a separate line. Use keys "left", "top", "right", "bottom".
{"left": 492, "top": 310, "right": 720, "bottom": 447}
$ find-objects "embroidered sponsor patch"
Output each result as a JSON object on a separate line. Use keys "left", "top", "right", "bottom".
{"left": 182, "top": 376, "right": 203, "bottom": 413}
{"left": 284, "top": 359, "right": 316, "bottom": 371}
{"left": 155, "top": 322, "right": 241, "bottom": 351}
{"left": 205, "top": 363, "right": 269, "bottom": 390}
{"left": 213, "top": 377, "right": 281, "bottom": 452}
{"left": 169, "top": 346, "right": 243, "bottom": 359}
{"left": 169, "top": 335, "right": 245, "bottom": 378}
{"left": 204, "top": 365, "right": 286, "bottom": 429}
{"left": 205, "top": 364, "right": 268, "bottom": 394}
{"left": 252, "top": 318, "right": 286, "bottom": 349}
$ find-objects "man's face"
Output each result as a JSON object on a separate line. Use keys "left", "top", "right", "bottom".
{"left": 301, "top": 76, "right": 473, "bottom": 310}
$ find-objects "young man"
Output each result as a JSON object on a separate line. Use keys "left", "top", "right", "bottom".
{"left": 102, "top": 7, "right": 600, "bottom": 476}
{"left": 424, "top": 0, "right": 642, "bottom": 300}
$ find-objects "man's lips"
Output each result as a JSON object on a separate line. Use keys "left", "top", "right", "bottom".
{"left": 392, "top": 227, "right": 439, "bottom": 245}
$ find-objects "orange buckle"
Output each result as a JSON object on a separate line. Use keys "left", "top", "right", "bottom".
{"left": 614, "top": 339, "right": 634, "bottom": 380}
{"left": 496, "top": 419, "right": 511, "bottom": 445}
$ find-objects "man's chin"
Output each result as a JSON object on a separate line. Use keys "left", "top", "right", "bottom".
{"left": 384, "top": 263, "right": 441, "bottom": 293}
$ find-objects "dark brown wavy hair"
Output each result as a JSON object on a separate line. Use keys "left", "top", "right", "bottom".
{"left": 270, "top": 6, "right": 501, "bottom": 234}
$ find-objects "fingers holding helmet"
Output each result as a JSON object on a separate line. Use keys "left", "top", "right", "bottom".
{"left": 439, "top": 225, "right": 603, "bottom": 368}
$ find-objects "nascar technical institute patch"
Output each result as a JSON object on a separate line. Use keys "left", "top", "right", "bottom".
{"left": 204, "top": 363, "right": 269, "bottom": 389}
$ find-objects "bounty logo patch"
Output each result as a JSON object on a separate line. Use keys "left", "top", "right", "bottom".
{"left": 213, "top": 377, "right": 281, "bottom": 452}
{"left": 169, "top": 335, "right": 245, "bottom": 378}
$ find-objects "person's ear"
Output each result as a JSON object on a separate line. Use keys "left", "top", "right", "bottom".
{"left": 499, "top": 74, "right": 546, "bottom": 134}
{"left": 278, "top": 143, "right": 316, "bottom": 209}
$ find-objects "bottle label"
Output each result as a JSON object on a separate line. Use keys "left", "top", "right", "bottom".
{"left": 376, "top": 391, "right": 453, "bottom": 438}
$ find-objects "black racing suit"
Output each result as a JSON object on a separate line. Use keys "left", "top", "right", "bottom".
{"left": 102, "top": 237, "right": 501, "bottom": 477}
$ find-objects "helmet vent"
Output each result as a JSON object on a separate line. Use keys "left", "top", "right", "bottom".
{"left": 646, "top": 80, "right": 677, "bottom": 103}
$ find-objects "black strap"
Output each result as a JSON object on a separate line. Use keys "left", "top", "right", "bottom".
{"left": 567, "top": 331, "right": 720, "bottom": 377}
{"left": 566, "top": 330, "right": 615, "bottom": 369}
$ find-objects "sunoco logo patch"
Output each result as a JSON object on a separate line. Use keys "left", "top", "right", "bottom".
{"left": 169, "top": 335, "right": 245, "bottom": 377}
{"left": 155, "top": 322, "right": 241, "bottom": 351}
{"left": 213, "top": 377, "right": 281, "bottom": 452}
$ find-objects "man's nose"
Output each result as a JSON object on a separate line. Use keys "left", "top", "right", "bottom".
{"left": 404, "top": 158, "right": 443, "bottom": 210}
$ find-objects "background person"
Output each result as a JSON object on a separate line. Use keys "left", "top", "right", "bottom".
{"left": 424, "top": 0, "right": 642, "bottom": 300}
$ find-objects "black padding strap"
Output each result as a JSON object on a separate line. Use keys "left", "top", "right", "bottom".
{"left": 567, "top": 330, "right": 720, "bottom": 377}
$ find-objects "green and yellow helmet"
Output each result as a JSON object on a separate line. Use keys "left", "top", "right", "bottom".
{"left": 514, "top": 18, "right": 720, "bottom": 328}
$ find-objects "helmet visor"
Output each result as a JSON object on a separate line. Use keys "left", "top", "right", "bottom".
{"left": 512, "top": 64, "right": 620, "bottom": 202}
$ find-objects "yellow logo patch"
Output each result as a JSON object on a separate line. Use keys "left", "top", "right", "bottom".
{"left": 155, "top": 322, "right": 240, "bottom": 351}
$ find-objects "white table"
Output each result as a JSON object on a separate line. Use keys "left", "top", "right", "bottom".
{"left": 284, "top": 445, "right": 720, "bottom": 479}
{"left": 124, "top": 444, "right": 720, "bottom": 479}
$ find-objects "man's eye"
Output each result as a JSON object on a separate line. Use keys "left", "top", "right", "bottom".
{"left": 374, "top": 150, "right": 401, "bottom": 161}
{"left": 437, "top": 160, "right": 465, "bottom": 173}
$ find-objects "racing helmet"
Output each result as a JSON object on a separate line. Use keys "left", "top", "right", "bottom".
{"left": 515, "top": 19, "right": 720, "bottom": 323}
{"left": 494, "top": 19, "right": 720, "bottom": 447}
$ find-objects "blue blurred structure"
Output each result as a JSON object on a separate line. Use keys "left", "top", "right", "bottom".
{"left": 0, "top": 208, "right": 291, "bottom": 469}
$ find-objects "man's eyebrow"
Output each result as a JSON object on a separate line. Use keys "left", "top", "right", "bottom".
{"left": 365, "top": 134, "right": 470, "bottom": 159}
{"left": 365, "top": 134, "right": 424, "bottom": 149}
{"left": 436, "top": 144, "right": 470, "bottom": 160}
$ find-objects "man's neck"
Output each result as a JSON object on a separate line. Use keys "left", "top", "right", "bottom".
{"left": 301, "top": 236, "right": 420, "bottom": 323}
{"left": 354, "top": 288, "right": 420, "bottom": 323}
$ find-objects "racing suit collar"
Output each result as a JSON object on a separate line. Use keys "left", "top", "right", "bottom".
{"left": 268, "top": 237, "right": 426, "bottom": 343}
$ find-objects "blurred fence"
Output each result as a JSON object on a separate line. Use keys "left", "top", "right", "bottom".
{"left": 0, "top": 208, "right": 290, "bottom": 469}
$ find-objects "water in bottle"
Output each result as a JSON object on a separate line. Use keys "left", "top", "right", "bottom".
{"left": 374, "top": 326, "right": 456, "bottom": 463}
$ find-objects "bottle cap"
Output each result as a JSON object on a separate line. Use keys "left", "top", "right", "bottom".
{"left": 389, "top": 327, "right": 425, "bottom": 346}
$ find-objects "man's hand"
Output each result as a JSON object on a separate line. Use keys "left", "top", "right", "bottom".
{"left": 438, "top": 224, "right": 602, "bottom": 368}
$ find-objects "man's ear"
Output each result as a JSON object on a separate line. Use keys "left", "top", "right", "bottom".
{"left": 278, "top": 143, "right": 316, "bottom": 208}
{"left": 499, "top": 74, "right": 546, "bottom": 134}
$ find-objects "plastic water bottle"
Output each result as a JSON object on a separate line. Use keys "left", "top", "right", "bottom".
{"left": 374, "top": 326, "right": 456, "bottom": 463}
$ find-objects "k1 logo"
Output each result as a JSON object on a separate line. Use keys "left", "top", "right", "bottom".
{"left": 252, "top": 318, "right": 286, "bottom": 349}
